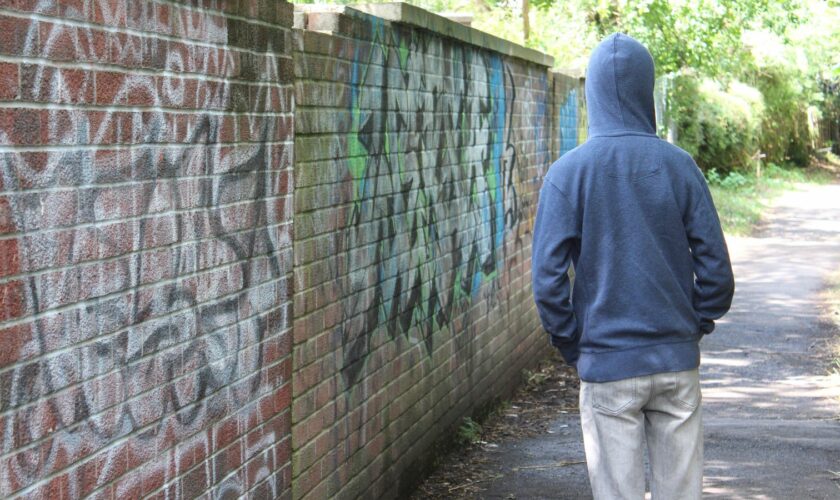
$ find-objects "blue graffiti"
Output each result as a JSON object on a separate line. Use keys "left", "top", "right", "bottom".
{"left": 559, "top": 88, "right": 578, "bottom": 156}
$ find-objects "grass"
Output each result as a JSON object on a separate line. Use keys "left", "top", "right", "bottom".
{"left": 707, "top": 157, "right": 838, "bottom": 235}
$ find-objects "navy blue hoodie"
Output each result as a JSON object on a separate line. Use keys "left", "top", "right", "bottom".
{"left": 532, "top": 33, "right": 734, "bottom": 382}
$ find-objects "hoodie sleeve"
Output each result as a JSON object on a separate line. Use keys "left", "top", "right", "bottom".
{"left": 684, "top": 166, "right": 735, "bottom": 334}
{"left": 532, "top": 180, "right": 581, "bottom": 364}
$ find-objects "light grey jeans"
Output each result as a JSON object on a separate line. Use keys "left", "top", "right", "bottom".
{"left": 579, "top": 368, "right": 703, "bottom": 500}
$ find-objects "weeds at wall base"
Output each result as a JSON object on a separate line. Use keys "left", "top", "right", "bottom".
{"left": 409, "top": 351, "right": 581, "bottom": 498}
{"left": 399, "top": 365, "right": 551, "bottom": 497}
{"left": 393, "top": 395, "right": 507, "bottom": 498}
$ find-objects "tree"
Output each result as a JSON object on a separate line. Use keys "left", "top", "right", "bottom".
{"left": 575, "top": 0, "right": 771, "bottom": 77}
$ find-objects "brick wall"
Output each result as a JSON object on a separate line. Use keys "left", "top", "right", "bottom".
{"left": 551, "top": 70, "right": 587, "bottom": 160}
{"left": 291, "top": 4, "right": 582, "bottom": 499}
{"left": 0, "top": 2, "right": 584, "bottom": 499}
{"left": 0, "top": 1, "right": 294, "bottom": 498}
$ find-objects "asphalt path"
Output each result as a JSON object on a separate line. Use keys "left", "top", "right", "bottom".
{"left": 475, "top": 183, "right": 840, "bottom": 499}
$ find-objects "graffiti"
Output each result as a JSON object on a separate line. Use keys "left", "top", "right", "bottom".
{"left": 0, "top": 1, "right": 582, "bottom": 497}
{"left": 304, "top": 18, "right": 549, "bottom": 390}
{"left": 0, "top": 1, "right": 291, "bottom": 497}
{"left": 559, "top": 87, "right": 579, "bottom": 157}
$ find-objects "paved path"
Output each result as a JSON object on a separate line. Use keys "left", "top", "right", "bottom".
{"left": 476, "top": 183, "right": 840, "bottom": 499}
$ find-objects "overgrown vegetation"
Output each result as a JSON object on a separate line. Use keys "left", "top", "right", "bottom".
{"left": 574, "top": 0, "right": 839, "bottom": 173}
{"left": 668, "top": 73, "right": 766, "bottom": 173}
{"left": 410, "top": 353, "right": 581, "bottom": 498}
{"left": 705, "top": 162, "right": 833, "bottom": 235}
{"left": 294, "top": 0, "right": 840, "bottom": 176}
{"left": 455, "top": 417, "right": 484, "bottom": 446}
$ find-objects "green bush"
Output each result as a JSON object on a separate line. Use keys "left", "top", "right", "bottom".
{"left": 705, "top": 169, "right": 751, "bottom": 189}
{"left": 665, "top": 71, "right": 765, "bottom": 173}
{"left": 720, "top": 171, "right": 750, "bottom": 189}
{"left": 704, "top": 168, "right": 724, "bottom": 185}
{"left": 742, "top": 30, "right": 815, "bottom": 167}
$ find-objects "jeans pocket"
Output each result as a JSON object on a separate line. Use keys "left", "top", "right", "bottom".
{"left": 591, "top": 377, "right": 637, "bottom": 415}
{"left": 669, "top": 369, "right": 701, "bottom": 411}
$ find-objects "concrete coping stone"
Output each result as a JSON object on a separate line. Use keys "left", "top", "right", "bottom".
{"left": 553, "top": 68, "right": 585, "bottom": 80}
{"left": 294, "top": 1, "right": 554, "bottom": 68}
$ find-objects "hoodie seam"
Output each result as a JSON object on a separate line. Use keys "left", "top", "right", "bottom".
{"left": 606, "top": 148, "right": 664, "bottom": 180}
{"left": 578, "top": 338, "right": 699, "bottom": 355}
{"left": 543, "top": 180, "right": 582, "bottom": 237}
{"left": 589, "top": 131, "right": 659, "bottom": 138}
{"left": 612, "top": 34, "right": 627, "bottom": 129}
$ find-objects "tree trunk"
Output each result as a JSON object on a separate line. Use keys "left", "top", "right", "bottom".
{"left": 523, "top": 0, "right": 530, "bottom": 43}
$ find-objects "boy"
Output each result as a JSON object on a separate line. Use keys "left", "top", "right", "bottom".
{"left": 531, "top": 33, "right": 734, "bottom": 499}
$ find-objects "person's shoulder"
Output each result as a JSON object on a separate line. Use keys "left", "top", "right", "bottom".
{"left": 658, "top": 141, "right": 705, "bottom": 181}
{"left": 658, "top": 140, "right": 697, "bottom": 168}
{"left": 546, "top": 142, "right": 594, "bottom": 186}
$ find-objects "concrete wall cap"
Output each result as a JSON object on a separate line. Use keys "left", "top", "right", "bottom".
{"left": 294, "top": 1, "right": 554, "bottom": 68}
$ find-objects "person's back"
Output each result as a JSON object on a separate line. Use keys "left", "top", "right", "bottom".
{"left": 531, "top": 33, "right": 734, "bottom": 499}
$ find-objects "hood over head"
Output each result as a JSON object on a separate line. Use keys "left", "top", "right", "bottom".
{"left": 585, "top": 32, "right": 657, "bottom": 136}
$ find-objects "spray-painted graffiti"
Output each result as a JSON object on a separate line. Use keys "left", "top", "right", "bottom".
{"left": 559, "top": 87, "right": 579, "bottom": 157}
{"left": 0, "top": 2, "right": 291, "bottom": 497}
{"left": 302, "top": 17, "right": 550, "bottom": 391}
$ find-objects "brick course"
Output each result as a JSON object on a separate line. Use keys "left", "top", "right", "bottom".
{"left": 0, "top": 0, "right": 294, "bottom": 498}
{"left": 291, "top": 5, "right": 583, "bottom": 499}
{"left": 0, "top": 1, "right": 583, "bottom": 498}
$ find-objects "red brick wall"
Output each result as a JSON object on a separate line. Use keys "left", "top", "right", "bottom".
{"left": 290, "top": 6, "right": 579, "bottom": 498}
{"left": 0, "top": 2, "right": 585, "bottom": 499}
{"left": 0, "top": 1, "right": 294, "bottom": 498}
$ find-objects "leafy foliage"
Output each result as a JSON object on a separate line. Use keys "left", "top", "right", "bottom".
{"left": 455, "top": 417, "right": 483, "bottom": 446}
{"left": 665, "top": 72, "right": 764, "bottom": 173}
{"left": 578, "top": 0, "right": 760, "bottom": 77}
{"left": 292, "top": 0, "right": 840, "bottom": 169}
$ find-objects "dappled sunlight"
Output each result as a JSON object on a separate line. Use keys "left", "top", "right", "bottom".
{"left": 702, "top": 417, "right": 840, "bottom": 497}
{"left": 704, "top": 467, "right": 784, "bottom": 499}
{"left": 755, "top": 185, "right": 840, "bottom": 241}
{"left": 702, "top": 366, "right": 840, "bottom": 416}
{"left": 703, "top": 461, "right": 776, "bottom": 500}
{"left": 694, "top": 193, "right": 840, "bottom": 418}
{"left": 701, "top": 356, "right": 751, "bottom": 368}
{"left": 696, "top": 182, "right": 840, "bottom": 497}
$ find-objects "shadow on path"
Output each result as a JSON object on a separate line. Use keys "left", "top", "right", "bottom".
{"left": 443, "top": 182, "right": 840, "bottom": 499}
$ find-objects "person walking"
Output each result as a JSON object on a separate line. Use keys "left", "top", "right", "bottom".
{"left": 531, "top": 33, "right": 735, "bottom": 500}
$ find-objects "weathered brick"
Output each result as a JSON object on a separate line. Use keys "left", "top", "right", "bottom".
{"left": 0, "top": 62, "right": 19, "bottom": 100}
{"left": 286, "top": 3, "right": 584, "bottom": 497}
{"left": 0, "top": 279, "right": 27, "bottom": 322}
{"left": 0, "top": 0, "right": 297, "bottom": 495}
{"left": 0, "top": 108, "right": 41, "bottom": 145}
{"left": 0, "top": 1, "right": 587, "bottom": 499}
{"left": 0, "top": 14, "right": 35, "bottom": 56}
